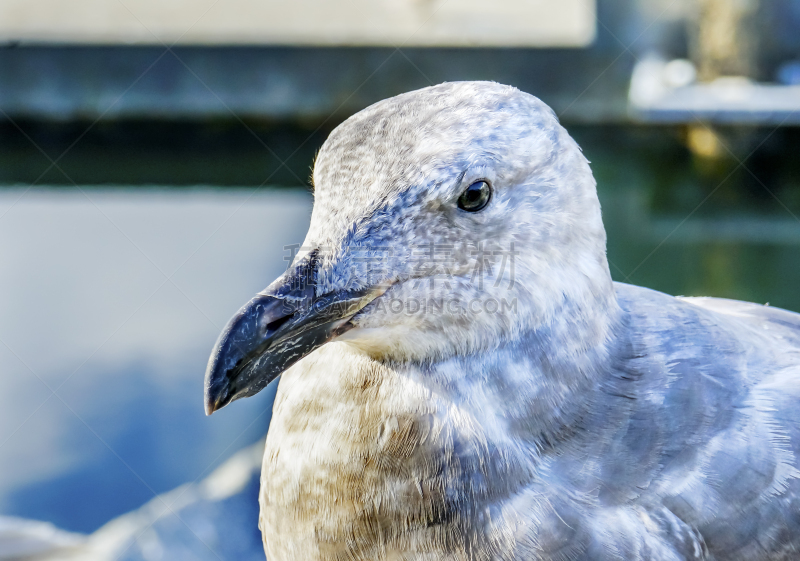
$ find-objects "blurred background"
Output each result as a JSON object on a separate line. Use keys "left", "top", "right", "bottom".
{"left": 1, "top": 0, "right": 799, "bottom": 559}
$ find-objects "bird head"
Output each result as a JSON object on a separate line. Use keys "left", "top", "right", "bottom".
{"left": 204, "top": 81, "right": 613, "bottom": 414}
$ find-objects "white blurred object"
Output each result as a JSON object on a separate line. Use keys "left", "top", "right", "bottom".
{"left": 0, "top": 517, "right": 84, "bottom": 560}
{"left": 0, "top": 0, "right": 596, "bottom": 47}
{"left": 662, "top": 59, "right": 697, "bottom": 89}
{"left": 629, "top": 55, "right": 800, "bottom": 124}
{"left": 0, "top": 439, "right": 267, "bottom": 561}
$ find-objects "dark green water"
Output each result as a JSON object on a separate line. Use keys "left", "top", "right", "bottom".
{"left": 582, "top": 126, "right": 800, "bottom": 313}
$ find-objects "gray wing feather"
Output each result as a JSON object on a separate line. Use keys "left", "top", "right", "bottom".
{"left": 603, "top": 285, "right": 800, "bottom": 560}
{"left": 535, "top": 285, "right": 800, "bottom": 560}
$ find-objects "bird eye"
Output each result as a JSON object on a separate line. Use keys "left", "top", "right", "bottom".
{"left": 457, "top": 180, "right": 492, "bottom": 212}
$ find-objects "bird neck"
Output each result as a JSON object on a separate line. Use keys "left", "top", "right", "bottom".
{"left": 415, "top": 283, "right": 624, "bottom": 452}
{"left": 263, "top": 292, "right": 625, "bottom": 547}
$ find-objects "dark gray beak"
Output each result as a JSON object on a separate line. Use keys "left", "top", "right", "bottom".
{"left": 204, "top": 252, "right": 383, "bottom": 415}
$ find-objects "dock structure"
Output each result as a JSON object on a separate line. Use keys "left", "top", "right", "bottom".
{"left": 0, "top": 0, "right": 798, "bottom": 125}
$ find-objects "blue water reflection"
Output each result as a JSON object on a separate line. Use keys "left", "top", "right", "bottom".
{"left": 0, "top": 188, "right": 311, "bottom": 532}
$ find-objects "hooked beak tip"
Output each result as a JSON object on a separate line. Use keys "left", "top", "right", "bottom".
{"left": 205, "top": 392, "right": 229, "bottom": 416}
{"left": 204, "top": 377, "right": 231, "bottom": 416}
{"left": 204, "top": 365, "right": 231, "bottom": 415}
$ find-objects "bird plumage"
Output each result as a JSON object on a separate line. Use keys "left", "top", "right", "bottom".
{"left": 205, "top": 81, "right": 800, "bottom": 560}
{"left": 259, "top": 284, "right": 800, "bottom": 560}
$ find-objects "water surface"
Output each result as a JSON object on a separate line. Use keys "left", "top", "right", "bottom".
{"left": 0, "top": 187, "right": 311, "bottom": 531}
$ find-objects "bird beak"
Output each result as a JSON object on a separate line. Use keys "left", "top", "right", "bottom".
{"left": 204, "top": 252, "right": 385, "bottom": 415}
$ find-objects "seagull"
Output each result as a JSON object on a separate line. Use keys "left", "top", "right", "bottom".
{"left": 204, "top": 82, "right": 800, "bottom": 560}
